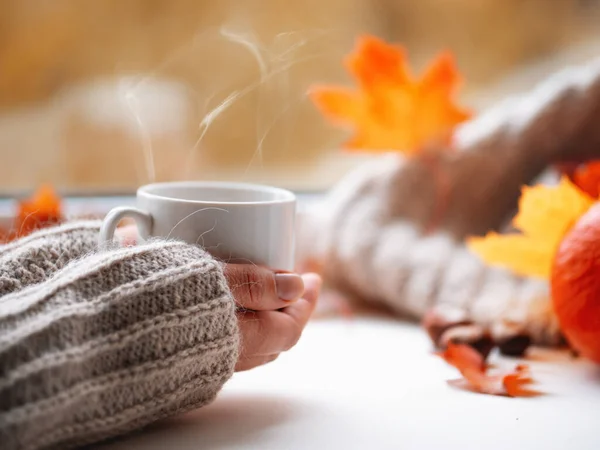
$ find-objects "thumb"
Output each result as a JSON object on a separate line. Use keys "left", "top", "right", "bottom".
{"left": 224, "top": 264, "right": 304, "bottom": 311}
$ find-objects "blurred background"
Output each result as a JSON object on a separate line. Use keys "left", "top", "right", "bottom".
{"left": 2, "top": 0, "right": 600, "bottom": 195}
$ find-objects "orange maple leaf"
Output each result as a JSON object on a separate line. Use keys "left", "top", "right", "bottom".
{"left": 437, "top": 343, "right": 542, "bottom": 397}
{"left": 16, "top": 184, "right": 63, "bottom": 236}
{"left": 467, "top": 176, "right": 594, "bottom": 279}
{"left": 436, "top": 340, "right": 487, "bottom": 373}
{"left": 309, "top": 34, "right": 471, "bottom": 154}
{"left": 503, "top": 370, "right": 541, "bottom": 398}
{"left": 0, "top": 228, "right": 10, "bottom": 244}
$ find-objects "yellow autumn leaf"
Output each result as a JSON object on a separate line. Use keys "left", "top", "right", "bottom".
{"left": 467, "top": 176, "right": 595, "bottom": 279}
{"left": 468, "top": 233, "right": 556, "bottom": 279}
{"left": 513, "top": 177, "right": 594, "bottom": 242}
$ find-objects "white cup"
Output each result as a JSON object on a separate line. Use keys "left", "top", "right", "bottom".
{"left": 99, "top": 181, "right": 296, "bottom": 271}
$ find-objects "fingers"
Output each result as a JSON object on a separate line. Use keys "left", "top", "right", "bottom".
{"left": 114, "top": 224, "right": 140, "bottom": 247}
{"left": 236, "top": 273, "right": 322, "bottom": 358}
{"left": 237, "top": 309, "right": 298, "bottom": 357}
{"left": 225, "top": 264, "right": 304, "bottom": 310}
{"left": 280, "top": 273, "right": 321, "bottom": 329}
{"left": 235, "top": 354, "right": 278, "bottom": 372}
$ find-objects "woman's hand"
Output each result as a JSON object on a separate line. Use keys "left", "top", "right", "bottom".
{"left": 116, "top": 224, "right": 321, "bottom": 372}
{"left": 225, "top": 265, "right": 321, "bottom": 371}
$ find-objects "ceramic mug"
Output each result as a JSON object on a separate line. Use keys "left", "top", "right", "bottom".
{"left": 99, "top": 181, "right": 296, "bottom": 271}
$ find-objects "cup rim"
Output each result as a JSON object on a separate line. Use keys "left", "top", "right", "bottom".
{"left": 137, "top": 181, "right": 296, "bottom": 205}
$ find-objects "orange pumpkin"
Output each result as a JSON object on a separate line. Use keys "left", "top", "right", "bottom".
{"left": 552, "top": 202, "right": 600, "bottom": 363}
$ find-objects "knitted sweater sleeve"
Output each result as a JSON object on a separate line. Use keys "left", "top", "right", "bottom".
{"left": 0, "top": 221, "right": 239, "bottom": 450}
{"left": 296, "top": 56, "right": 600, "bottom": 347}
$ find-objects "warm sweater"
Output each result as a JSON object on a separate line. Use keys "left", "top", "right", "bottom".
{"left": 297, "top": 56, "right": 600, "bottom": 346}
{"left": 0, "top": 221, "right": 239, "bottom": 450}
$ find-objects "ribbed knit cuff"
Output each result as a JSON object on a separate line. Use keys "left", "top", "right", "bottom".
{"left": 0, "top": 237, "right": 239, "bottom": 450}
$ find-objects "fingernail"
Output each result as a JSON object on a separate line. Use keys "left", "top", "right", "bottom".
{"left": 275, "top": 273, "right": 304, "bottom": 301}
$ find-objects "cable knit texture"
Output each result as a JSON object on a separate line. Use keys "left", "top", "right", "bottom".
{"left": 297, "top": 57, "right": 600, "bottom": 346}
{"left": 0, "top": 221, "right": 101, "bottom": 297}
{"left": 0, "top": 221, "right": 239, "bottom": 450}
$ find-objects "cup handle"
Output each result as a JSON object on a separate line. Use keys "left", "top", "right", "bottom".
{"left": 99, "top": 206, "right": 153, "bottom": 247}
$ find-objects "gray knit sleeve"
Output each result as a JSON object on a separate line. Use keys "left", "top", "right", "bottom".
{"left": 0, "top": 221, "right": 103, "bottom": 297}
{"left": 0, "top": 233, "right": 239, "bottom": 450}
